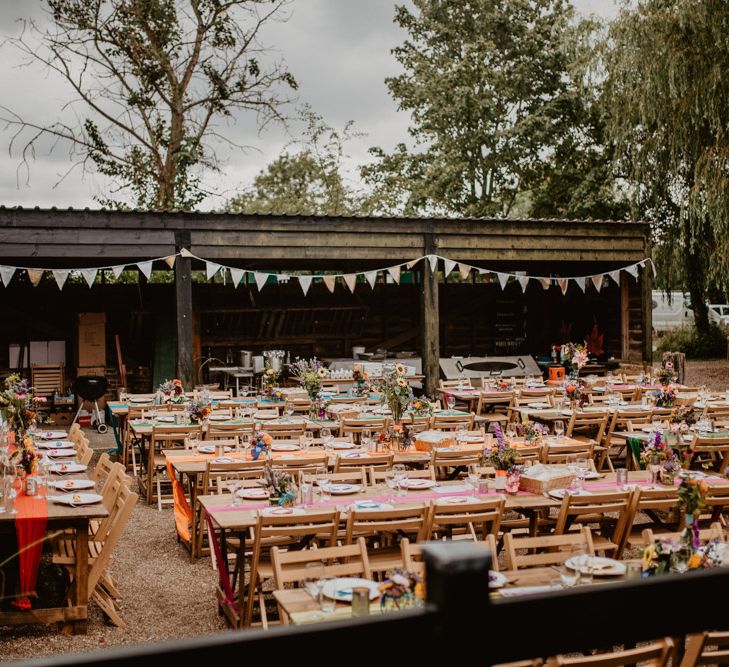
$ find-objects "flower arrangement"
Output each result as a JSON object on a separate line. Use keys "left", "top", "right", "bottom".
{"left": 481, "top": 422, "right": 517, "bottom": 471}
{"left": 669, "top": 405, "right": 696, "bottom": 428}
{"left": 188, "top": 400, "right": 210, "bottom": 424}
{"left": 289, "top": 358, "right": 326, "bottom": 400}
{"left": 563, "top": 377, "right": 587, "bottom": 407}
{"left": 408, "top": 396, "right": 434, "bottom": 419}
{"left": 652, "top": 387, "right": 676, "bottom": 408}
{"left": 560, "top": 342, "right": 589, "bottom": 377}
{"left": 516, "top": 419, "right": 548, "bottom": 444}
{"left": 249, "top": 430, "right": 273, "bottom": 460}
{"left": 261, "top": 365, "right": 281, "bottom": 396}
{"left": 655, "top": 361, "right": 677, "bottom": 387}
{"left": 262, "top": 460, "right": 297, "bottom": 505}
{"left": 0, "top": 374, "right": 44, "bottom": 436}
{"left": 11, "top": 434, "right": 38, "bottom": 475}
{"left": 159, "top": 378, "right": 185, "bottom": 403}
{"left": 497, "top": 379, "right": 511, "bottom": 391}
{"left": 352, "top": 364, "right": 370, "bottom": 396}
{"left": 642, "top": 531, "right": 729, "bottom": 575}
{"left": 379, "top": 569, "right": 424, "bottom": 611}
{"left": 678, "top": 476, "right": 708, "bottom": 518}
{"left": 376, "top": 364, "right": 413, "bottom": 423}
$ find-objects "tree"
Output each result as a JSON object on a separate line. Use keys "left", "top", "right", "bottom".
{"left": 362, "top": 0, "right": 607, "bottom": 218}
{"left": 226, "top": 107, "right": 361, "bottom": 215}
{"left": 600, "top": 0, "right": 729, "bottom": 334}
{"left": 2, "top": 0, "right": 297, "bottom": 209}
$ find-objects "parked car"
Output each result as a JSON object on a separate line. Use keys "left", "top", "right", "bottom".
{"left": 652, "top": 291, "right": 693, "bottom": 333}
{"left": 708, "top": 304, "right": 729, "bottom": 327}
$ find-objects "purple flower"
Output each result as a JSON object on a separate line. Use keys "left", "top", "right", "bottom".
{"left": 493, "top": 423, "right": 505, "bottom": 450}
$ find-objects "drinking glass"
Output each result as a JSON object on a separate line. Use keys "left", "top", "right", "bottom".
{"left": 446, "top": 395, "right": 456, "bottom": 411}
{"left": 320, "top": 579, "right": 337, "bottom": 613}
{"left": 303, "top": 430, "right": 314, "bottom": 450}
{"left": 321, "top": 427, "right": 332, "bottom": 451}
{"left": 553, "top": 420, "right": 565, "bottom": 438}
{"left": 576, "top": 457, "right": 590, "bottom": 483}
{"left": 361, "top": 429, "right": 372, "bottom": 451}
{"left": 615, "top": 468, "right": 628, "bottom": 487}
{"left": 392, "top": 464, "right": 407, "bottom": 496}
{"left": 456, "top": 425, "right": 467, "bottom": 447}
{"left": 625, "top": 562, "right": 642, "bottom": 580}
{"left": 5, "top": 473, "right": 17, "bottom": 515}
{"left": 385, "top": 470, "right": 398, "bottom": 501}
{"left": 467, "top": 464, "right": 480, "bottom": 496}
{"left": 228, "top": 479, "right": 242, "bottom": 505}
{"left": 285, "top": 406, "right": 294, "bottom": 419}
{"left": 555, "top": 396, "right": 565, "bottom": 411}
{"left": 304, "top": 562, "right": 325, "bottom": 602}
{"left": 316, "top": 466, "right": 331, "bottom": 502}
{"left": 559, "top": 562, "right": 580, "bottom": 587}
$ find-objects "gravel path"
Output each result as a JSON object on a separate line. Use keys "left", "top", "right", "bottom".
{"left": 2, "top": 360, "right": 729, "bottom": 660}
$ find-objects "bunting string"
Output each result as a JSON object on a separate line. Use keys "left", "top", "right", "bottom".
{"left": 0, "top": 248, "right": 654, "bottom": 295}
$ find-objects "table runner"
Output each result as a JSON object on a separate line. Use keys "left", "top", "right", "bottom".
{"left": 205, "top": 510, "right": 236, "bottom": 612}
{"left": 13, "top": 482, "right": 48, "bottom": 610}
{"left": 167, "top": 461, "right": 193, "bottom": 543}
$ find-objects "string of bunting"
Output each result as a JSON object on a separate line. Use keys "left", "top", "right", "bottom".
{"left": 0, "top": 248, "right": 654, "bottom": 295}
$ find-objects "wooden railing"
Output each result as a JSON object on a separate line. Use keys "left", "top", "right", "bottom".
{"left": 15, "top": 541, "right": 729, "bottom": 667}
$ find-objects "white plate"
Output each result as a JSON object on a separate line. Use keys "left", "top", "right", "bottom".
{"left": 460, "top": 434, "right": 484, "bottom": 443}
{"left": 352, "top": 500, "right": 394, "bottom": 510}
{"left": 433, "top": 484, "right": 471, "bottom": 494}
{"left": 37, "top": 431, "right": 68, "bottom": 440}
{"left": 261, "top": 507, "right": 305, "bottom": 516}
{"left": 130, "top": 397, "right": 153, "bottom": 404}
{"left": 340, "top": 452, "right": 366, "bottom": 459}
{"left": 37, "top": 440, "right": 75, "bottom": 449}
{"left": 489, "top": 571, "right": 507, "bottom": 589}
{"left": 237, "top": 488, "right": 270, "bottom": 500}
{"left": 399, "top": 478, "right": 438, "bottom": 490}
{"left": 527, "top": 402, "right": 551, "bottom": 409}
{"left": 49, "top": 463, "right": 87, "bottom": 474}
{"left": 50, "top": 493, "right": 103, "bottom": 506}
{"left": 46, "top": 448, "right": 77, "bottom": 458}
{"left": 583, "top": 471, "right": 601, "bottom": 480}
{"left": 197, "top": 445, "right": 232, "bottom": 454}
{"left": 209, "top": 415, "right": 232, "bottom": 422}
{"left": 212, "top": 457, "right": 236, "bottom": 463}
{"left": 253, "top": 412, "right": 278, "bottom": 420}
{"left": 156, "top": 416, "right": 176, "bottom": 423}
{"left": 270, "top": 443, "right": 301, "bottom": 452}
{"left": 437, "top": 495, "right": 480, "bottom": 505}
{"left": 329, "top": 441, "right": 358, "bottom": 450}
{"left": 322, "top": 577, "right": 380, "bottom": 602}
{"left": 50, "top": 479, "right": 96, "bottom": 491}
{"left": 548, "top": 489, "right": 592, "bottom": 499}
{"left": 564, "top": 556, "right": 626, "bottom": 577}
{"left": 326, "top": 483, "right": 362, "bottom": 495}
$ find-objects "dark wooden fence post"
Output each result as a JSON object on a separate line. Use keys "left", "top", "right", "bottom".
{"left": 421, "top": 233, "right": 440, "bottom": 398}
{"left": 174, "top": 229, "right": 194, "bottom": 389}
{"left": 642, "top": 261, "right": 653, "bottom": 364}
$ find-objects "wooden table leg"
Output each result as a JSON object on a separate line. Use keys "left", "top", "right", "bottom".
{"left": 63, "top": 519, "right": 89, "bottom": 635}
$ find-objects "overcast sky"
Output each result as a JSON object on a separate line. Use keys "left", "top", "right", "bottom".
{"left": 0, "top": 0, "right": 620, "bottom": 210}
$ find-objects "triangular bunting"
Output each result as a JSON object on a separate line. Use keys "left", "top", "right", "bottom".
{"left": 496, "top": 272, "right": 509, "bottom": 290}
{"left": 254, "top": 272, "right": 268, "bottom": 291}
{"left": 608, "top": 270, "right": 621, "bottom": 286}
{"left": 180, "top": 248, "right": 193, "bottom": 258}
{"left": 205, "top": 261, "right": 221, "bottom": 280}
{"left": 388, "top": 266, "right": 401, "bottom": 284}
{"left": 458, "top": 263, "right": 471, "bottom": 280}
{"left": 365, "top": 271, "right": 378, "bottom": 289}
{"left": 590, "top": 274, "right": 604, "bottom": 291}
{"left": 558, "top": 278, "right": 569, "bottom": 295}
{"left": 574, "top": 276, "right": 586, "bottom": 292}
{"left": 52, "top": 269, "right": 70, "bottom": 290}
{"left": 164, "top": 255, "right": 176, "bottom": 269}
{"left": 407, "top": 257, "right": 422, "bottom": 269}
{"left": 230, "top": 268, "right": 244, "bottom": 288}
{"left": 137, "top": 261, "right": 153, "bottom": 280}
{"left": 625, "top": 263, "right": 639, "bottom": 279}
{"left": 323, "top": 275, "right": 336, "bottom": 293}
{"left": 81, "top": 268, "right": 98, "bottom": 288}
{"left": 539, "top": 278, "right": 552, "bottom": 290}
{"left": 0, "top": 266, "right": 16, "bottom": 286}
{"left": 26, "top": 269, "right": 43, "bottom": 287}
{"left": 428, "top": 254, "right": 438, "bottom": 272}
{"left": 112, "top": 265, "right": 125, "bottom": 279}
{"left": 517, "top": 275, "right": 530, "bottom": 292}
{"left": 443, "top": 259, "right": 456, "bottom": 278}
{"left": 298, "top": 275, "right": 313, "bottom": 295}
{"left": 343, "top": 274, "right": 357, "bottom": 293}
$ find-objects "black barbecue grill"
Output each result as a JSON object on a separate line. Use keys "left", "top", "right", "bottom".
{"left": 72, "top": 375, "right": 108, "bottom": 433}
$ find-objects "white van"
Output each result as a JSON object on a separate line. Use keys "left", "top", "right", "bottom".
{"left": 652, "top": 291, "right": 693, "bottom": 333}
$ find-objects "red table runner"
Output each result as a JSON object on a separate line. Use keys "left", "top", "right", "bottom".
{"left": 13, "top": 481, "right": 48, "bottom": 610}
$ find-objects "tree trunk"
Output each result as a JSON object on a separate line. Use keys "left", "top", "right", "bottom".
{"left": 684, "top": 218, "right": 710, "bottom": 335}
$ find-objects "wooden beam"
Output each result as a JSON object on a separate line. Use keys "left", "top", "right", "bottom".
{"left": 620, "top": 276, "right": 629, "bottom": 361}
{"left": 421, "top": 235, "right": 440, "bottom": 397}
{"left": 175, "top": 231, "right": 194, "bottom": 388}
{"left": 642, "top": 262, "right": 653, "bottom": 364}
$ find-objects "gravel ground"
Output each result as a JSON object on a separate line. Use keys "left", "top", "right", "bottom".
{"left": 2, "top": 360, "right": 728, "bottom": 661}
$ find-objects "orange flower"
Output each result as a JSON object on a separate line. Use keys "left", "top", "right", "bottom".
{"left": 688, "top": 553, "right": 703, "bottom": 569}
{"left": 262, "top": 434, "right": 273, "bottom": 446}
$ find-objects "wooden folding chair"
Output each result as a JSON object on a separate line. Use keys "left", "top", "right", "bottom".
{"left": 428, "top": 496, "right": 505, "bottom": 542}
{"left": 544, "top": 637, "right": 673, "bottom": 667}
{"left": 503, "top": 526, "right": 595, "bottom": 570}
{"left": 340, "top": 417, "right": 389, "bottom": 443}
{"left": 689, "top": 435, "right": 729, "bottom": 474}
{"left": 401, "top": 534, "right": 500, "bottom": 577}
{"left": 623, "top": 486, "right": 681, "bottom": 549}
{"left": 431, "top": 413, "right": 475, "bottom": 431}
{"left": 541, "top": 442, "right": 595, "bottom": 465}
{"left": 431, "top": 448, "right": 481, "bottom": 480}
{"left": 334, "top": 452, "right": 393, "bottom": 473}
{"left": 601, "top": 409, "right": 652, "bottom": 471}
{"left": 265, "top": 421, "right": 307, "bottom": 439}
{"left": 475, "top": 391, "right": 515, "bottom": 427}
{"left": 206, "top": 421, "right": 255, "bottom": 443}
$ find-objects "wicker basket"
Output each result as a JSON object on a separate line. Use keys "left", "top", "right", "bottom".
{"left": 519, "top": 466, "right": 575, "bottom": 494}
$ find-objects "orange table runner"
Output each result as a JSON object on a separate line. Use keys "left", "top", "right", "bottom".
{"left": 13, "top": 481, "right": 48, "bottom": 610}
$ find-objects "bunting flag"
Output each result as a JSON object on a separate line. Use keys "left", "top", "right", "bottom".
{"left": 427, "top": 254, "right": 438, "bottom": 272}
{"left": 558, "top": 278, "right": 569, "bottom": 296}
{"left": 179, "top": 248, "right": 193, "bottom": 258}
{"left": 443, "top": 258, "right": 457, "bottom": 278}
{"left": 364, "top": 270, "right": 378, "bottom": 289}
{"left": 137, "top": 261, "right": 153, "bottom": 280}
{"left": 26, "top": 269, "right": 43, "bottom": 287}
{"left": 590, "top": 274, "right": 604, "bottom": 291}
{"left": 111, "top": 265, "right": 125, "bottom": 280}
{"left": 496, "top": 272, "right": 509, "bottom": 290}
{"left": 517, "top": 275, "right": 530, "bottom": 293}
{"left": 254, "top": 272, "right": 268, "bottom": 291}
{"left": 52, "top": 269, "right": 70, "bottom": 290}
{"left": 298, "top": 275, "right": 313, "bottom": 295}
{"left": 277, "top": 274, "right": 290, "bottom": 284}
{"left": 205, "top": 261, "right": 221, "bottom": 280}
{"left": 608, "top": 270, "right": 622, "bottom": 286}
{"left": 229, "top": 268, "right": 244, "bottom": 288}
{"left": 323, "top": 275, "right": 336, "bottom": 293}
{"left": 343, "top": 274, "right": 357, "bottom": 293}
{"left": 406, "top": 257, "right": 422, "bottom": 269}
{"left": 81, "top": 268, "right": 98, "bottom": 288}
{"left": 539, "top": 278, "right": 552, "bottom": 290}
{"left": 574, "top": 276, "right": 586, "bottom": 292}
{"left": 0, "top": 267, "right": 16, "bottom": 286}
{"left": 164, "top": 255, "right": 176, "bottom": 269}
{"left": 625, "top": 264, "right": 639, "bottom": 279}
{"left": 458, "top": 263, "right": 471, "bottom": 280}
{"left": 388, "top": 265, "right": 401, "bottom": 284}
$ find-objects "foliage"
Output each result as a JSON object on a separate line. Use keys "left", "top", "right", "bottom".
{"left": 361, "top": 0, "right": 625, "bottom": 220}
{"left": 158, "top": 378, "right": 185, "bottom": 402}
{"left": 3, "top": 0, "right": 297, "bottom": 209}
{"left": 656, "top": 324, "right": 728, "bottom": 359}
{"left": 351, "top": 364, "right": 370, "bottom": 396}
{"left": 227, "top": 106, "right": 361, "bottom": 215}
{"left": 677, "top": 477, "right": 708, "bottom": 517}
{"left": 289, "top": 358, "right": 326, "bottom": 400}
{"left": 482, "top": 423, "right": 517, "bottom": 471}
{"left": 188, "top": 400, "right": 210, "bottom": 424}
{"left": 375, "top": 363, "right": 413, "bottom": 423}
{"left": 600, "top": 0, "right": 729, "bottom": 333}
{"left": 0, "top": 374, "right": 45, "bottom": 436}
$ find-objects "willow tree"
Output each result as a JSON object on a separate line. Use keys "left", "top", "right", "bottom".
{"left": 2, "top": 0, "right": 297, "bottom": 209}
{"left": 602, "top": 0, "right": 729, "bottom": 334}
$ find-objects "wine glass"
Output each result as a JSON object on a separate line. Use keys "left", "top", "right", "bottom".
{"left": 285, "top": 405, "right": 294, "bottom": 419}
{"left": 321, "top": 427, "right": 332, "bottom": 450}
{"left": 392, "top": 464, "right": 407, "bottom": 496}
{"left": 303, "top": 430, "right": 314, "bottom": 450}
{"left": 228, "top": 478, "right": 242, "bottom": 505}
{"left": 304, "top": 561, "right": 325, "bottom": 604}
{"left": 361, "top": 429, "right": 371, "bottom": 451}
{"left": 456, "top": 424, "right": 467, "bottom": 447}
{"left": 316, "top": 465, "right": 331, "bottom": 502}
{"left": 446, "top": 394, "right": 456, "bottom": 411}
{"left": 553, "top": 420, "right": 565, "bottom": 439}
{"left": 467, "top": 464, "right": 480, "bottom": 497}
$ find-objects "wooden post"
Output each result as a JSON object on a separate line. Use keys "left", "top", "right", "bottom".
{"left": 175, "top": 230, "right": 194, "bottom": 388}
{"left": 641, "top": 263, "right": 653, "bottom": 364}
{"left": 421, "top": 234, "right": 440, "bottom": 397}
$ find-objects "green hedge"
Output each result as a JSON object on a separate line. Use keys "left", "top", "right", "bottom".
{"left": 656, "top": 323, "right": 728, "bottom": 359}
